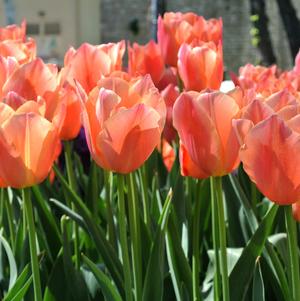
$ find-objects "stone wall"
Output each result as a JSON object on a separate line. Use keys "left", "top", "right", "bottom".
{"left": 100, "top": 0, "right": 300, "bottom": 74}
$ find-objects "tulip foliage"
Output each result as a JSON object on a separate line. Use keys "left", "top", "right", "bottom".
{"left": 0, "top": 14, "right": 300, "bottom": 301}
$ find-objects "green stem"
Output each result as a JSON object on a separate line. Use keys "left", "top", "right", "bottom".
{"left": 192, "top": 194, "right": 202, "bottom": 301}
{"left": 215, "top": 177, "right": 229, "bottom": 301}
{"left": 64, "top": 141, "right": 80, "bottom": 270}
{"left": 4, "top": 189, "right": 15, "bottom": 251}
{"left": 117, "top": 174, "right": 133, "bottom": 301}
{"left": 210, "top": 177, "right": 221, "bottom": 301}
{"left": 104, "top": 171, "right": 117, "bottom": 249}
{"left": 285, "top": 206, "right": 300, "bottom": 301}
{"left": 127, "top": 173, "right": 142, "bottom": 301}
{"left": 23, "top": 188, "right": 43, "bottom": 301}
{"left": 0, "top": 189, "right": 4, "bottom": 227}
{"left": 140, "top": 165, "right": 151, "bottom": 232}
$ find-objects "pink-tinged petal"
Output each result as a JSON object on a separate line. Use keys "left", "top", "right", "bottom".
{"left": 3, "top": 58, "right": 58, "bottom": 100}
{"left": 0, "top": 102, "right": 14, "bottom": 123}
{"left": 287, "top": 115, "right": 300, "bottom": 133}
{"left": 240, "top": 115, "right": 300, "bottom": 205}
{"left": 292, "top": 201, "right": 300, "bottom": 222}
{"left": 179, "top": 142, "right": 210, "bottom": 178}
{"left": 161, "top": 138, "right": 176, "bottom": 172}
{"left": 276, "top": 104, "right": 300, "bottom": 121}
{"left": 294, "top": 49, "right": 300, "bottom": 75}
{"left": 173, "top": 92, "right": 221, "bottom": 175}
{"left": 98, "top": 77, "right": 130, "bottom": 106}
{"left": 232, "top": 119, "right": 254, "bottom": 146}
{"left": 97, "top": 104, "right": 161, "bottom": 173}
{"left": 265, "top": 89, "right": 297, "bottom": 112}
{"left": 0, "top": 113, "right": 58, "bottom": 188}
{"left": 128, "top": 40, "right": 164, "bottom": 86}
{"left": 96, "top": 88, "right": 120, "bottom": 128}
{"left": 0, "top": 21, "right": 26, "bottom": 41}
{"left": 242, "top": 99, "right": 273, "bottom": 125}
{"left": 178, "top": 42, "right": 223, "bottom": 91}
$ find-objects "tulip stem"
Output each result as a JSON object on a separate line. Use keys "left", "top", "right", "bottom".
{"left": 127, "top": 172, "right": 142, "bottom": 301}
{"left": 210, "top": 177, "right": 221, "bottom": 301}
{"left": 215, "top": 177, "right": 229, "bottom": 301}
{"left": 23, "top": 188, "right": 43, "bottom": 301}
{"left": 5, "top": 189, "right": 15, "bottom": 251}
{"left": 140, "top": 165, "right": 151, "bottom": 231}
{"left": 284, "top": 205, "right": 300, "bottom": 301}
{"left": 64, "top": 141, "right": 80, "bottom": 270}
{"left": 117, "top": 174, "right": 133, "bottom": 301}
{"left": 192, "top": 185, "right": 202, "bottom": 301}
{"left": 104, "top": 171, "right": 117, "bottom": 250}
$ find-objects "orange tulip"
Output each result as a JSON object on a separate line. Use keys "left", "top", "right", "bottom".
{"left": 79, "top": 73, "right": 166, "bottom": 173}
{"left": 240, "top": 115, "right": 300, "bottom": 205}
{"left": 173, "top": 90, "right": 240, "bottom": 178}
{"left": 1, "top": 58, "right": 83, "bottom": 140}
{"left": 0, "top": 20, "right": 26, "bottom": 41}
{"left": 177, "top": 41, "right": 223, "bottom": 91}
{"left": 161, "top": 83, "right": 179, "bottom": 143}
{"left": 157, "top": 12, "right": 222, "bottom": 66}
{"left": 62, "top": 41, "right": 125, "bottom": 93}
{"left": 0, "top": 101, "right": 59, "bottom": 188}
{"left": 161, "top": 138, "right": 176, "bottom": 172}
{"left": 128, "top": 40, "right": 164, "bottom": 86}
{"left": 0, "top": 38, "right": 36, "bottom": 64}
{"left": 292, "top": 201, "right": 300, "bottom": 221}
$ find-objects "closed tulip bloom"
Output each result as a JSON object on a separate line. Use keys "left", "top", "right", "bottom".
{"left": 178, "top": 42, "right": 223, "bottom": 91}
{"left": 0, "top": 102, "right": 59, "bottom": 188}
{"left": 240, "top": 115, "right": 300, "bottom": 205}
{"left": 161, "top": 83, "right": 179, "bottom": 143}
{"left": 62, "top": 41, "right": 125, "bottom": 93}
{"left": 157, "top": 12, "right": 222, "bottom": 66}
{"left": 128, "top": 40, "right": 164, "bottom": 86}
{"left": 80, "top": 74, "right": 166, "bottom": 173}
{"left": 173, "top": 90, "right": 240, "bottom": 178}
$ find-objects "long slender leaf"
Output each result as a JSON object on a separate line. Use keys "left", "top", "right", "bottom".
{"left": 142, "top": 190, "right": 173, "bottom": 301}
{"left": 3, "top": 264, "right": 31, "bottom": 301}
{"left": 229, "top": 204, "right": 278, "bottom": 300}
{"left": 82, "top": 254, "right": 122, "bottom": 301}
{"left": 0, "top": 232, "right": 17, "bottom": 289}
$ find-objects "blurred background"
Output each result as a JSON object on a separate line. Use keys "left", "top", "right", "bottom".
{"left": 0, "top": 0, "right": 299, "bottom": 73}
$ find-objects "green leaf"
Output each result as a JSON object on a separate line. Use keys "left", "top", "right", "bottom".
{"left": 0, "top": 232, "right": 17, "bottom": 289}
{"left": 252, "top": 258, "right": 265, "bottom": 301}
{"left": 49, "top": 198, "right": 87, "bottom": 231}
{"left": 7, "top": 276, "right": 32, "bottom": 301}
{"left": 53, "top": 164, "right": 124, "bottom": 295}
{"left": 82, "top": 254, "right": 122, "bottom": 301}
{"left": 229, "top": 204, "right": 278, "bottom": 301}
{"left": 61, "top": 216, "right": 90, "bottom": 301}
{"left": 3, "top": 264, "right": 31, "bottom": 301}
{"left": 142, "top": 190, "right": 173, "bottom": 301}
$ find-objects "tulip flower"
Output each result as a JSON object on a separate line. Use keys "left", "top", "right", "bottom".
{"left": 157, "top": 12, "right": 222, "bottom": 66}
{"left": 240, "top": 115, "right": 300, "bottom": 205}
{"left": 79, "top": 73, "right": 166, "bottom": 174}
{"left": 128, "top": 40, "right": 164, "bottom": 86}
{"left": 161, "top": 83, "right": 179, "bottom": 143}
{"left": 0, "top": 101, "right": 60, "bottom": 188}
{"left": 177, "top": 41, "right": 223, "bottom": 92}
{"left": 0, "top": 39, "right": 36, "bottom": 64}
{"left": 173, "top": 90, "right": 240, "bottom": 178}
{"left": 2, "top": 58, "right": 84, "bottom": 140}
{"left": 62, "top": 41, "right": 125, "bottom": 93}
{"left": 0, "top": 20, "right": 26, "bottom": 41}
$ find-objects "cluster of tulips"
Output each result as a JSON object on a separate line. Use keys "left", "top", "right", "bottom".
{"left": 1, "top": 11, "right": 300, "bottom": 301}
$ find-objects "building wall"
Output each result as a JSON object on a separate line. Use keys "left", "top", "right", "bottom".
{"left": 0, "top": 0, "right": 101, "bottom": 62}
{"left": 100, "top": 0, "right": 300, "bottom": 73}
